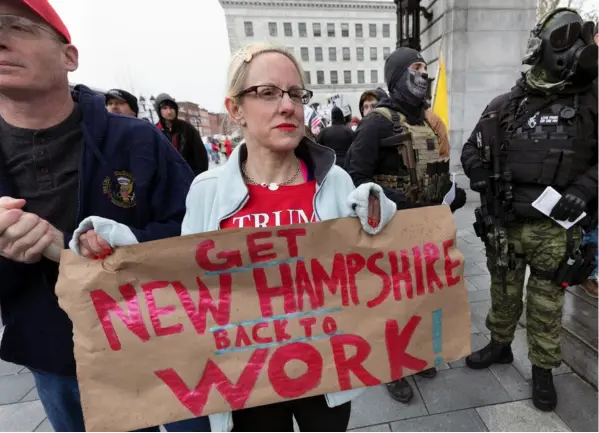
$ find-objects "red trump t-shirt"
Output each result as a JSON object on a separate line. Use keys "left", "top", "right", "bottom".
{"left": 220, "top": 181, "right": 317, "bottom": 229}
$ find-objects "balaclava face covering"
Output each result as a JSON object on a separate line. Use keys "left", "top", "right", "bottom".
{"left": 396, "top": 69, "right": 429, "bottom": 106}
{"left": 384, "top": 47, "right": 428, "bottom": 114}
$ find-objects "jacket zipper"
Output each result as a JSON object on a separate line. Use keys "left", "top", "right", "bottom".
{"left": 217, "top": 194, "right": 249, "bottom": 229}
{"left": 312, "top": 174, "right": 330, "bottom": 222}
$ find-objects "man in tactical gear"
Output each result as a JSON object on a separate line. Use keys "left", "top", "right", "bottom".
{"left": 461, "top": 8, "right": 597, "bottom": 412}
{"left": 346, "top": 47, "right": 467, "bottom": 403}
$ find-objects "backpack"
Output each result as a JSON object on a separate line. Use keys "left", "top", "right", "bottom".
{"left": 372, "top": 107, "right": 450, "bottom": 203}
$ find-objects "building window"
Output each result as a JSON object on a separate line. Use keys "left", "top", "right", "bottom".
{"left": 315, "top": 47, "right": 323, "bottom": 61}
{"left": 369, "top": 23, "right": 376, "bottom": 37}
{"left": 268, "top": 22, "right": 277, "bottom": 37}
{"left": 344, "top": 70, "right": 352, "bottom": 84}
{"left": 383, "top": 47, "right": 391, "bottom": 60}
{"left": 356, "top": 47, "right": 364, "bottom": 61}
{"left": 301, "top": 47, "right": 309, "bottom": 61}
{"left": 370, "top": 47, "right": 377, "bottom": 61}
{"left": 286, "top": 46, "right": 295, "bottom": 55}
{"left": 355, "top": 23, "right": 363, "bottom": 38}
{"left": 313, "top": 23, "right": 321, "bottom": 37}
{"left": 358, "top": 70, "right": 365, "bottom": 84}
{"left": 317, "top": 70, "right": 325, "bottom": 84}
{"left": 244, "top": 21, "right": 254, "bottom": 37}
{"left": 371, "top": 69, "right": 378, "bottom": 83}
{"left": 329, "top": 47, "right": 337, "bottom": 61}
{"left": 299, "top": 22, "right": 307, "bottom": 37}
{"left": 284, "top": 22, "right": 292, "bottom": 37}
{"left": 383, "top": 23, "right": 390, "bottom": 38}
{"left": 341, "top": 23, "right": 349, "bottom": 37}
{"left": 342, "top": 47, "right": 350, "bottom": 61}
{"left": 327, "top": 23, "right": 335, "bottom": 37}
{"left": 304, "top": 71, "right": 311, "bottom": 84}
{"left": 330, "top": 70, "right": 338, "bottom": 84}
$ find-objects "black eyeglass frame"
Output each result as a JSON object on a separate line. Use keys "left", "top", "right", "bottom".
{"left": 235, "top": 85, "right": 314, "bottom": 105}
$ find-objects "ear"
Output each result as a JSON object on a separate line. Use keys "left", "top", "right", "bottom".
{"left": 224, "top": 96, "right": 243, "bottom": 123}
{"left": 63, "top": 44, "right": 79, "bottom": 73}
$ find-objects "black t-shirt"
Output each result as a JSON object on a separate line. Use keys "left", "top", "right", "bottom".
{"left": 0, "top": 105, "right": 82, "bottom": 233}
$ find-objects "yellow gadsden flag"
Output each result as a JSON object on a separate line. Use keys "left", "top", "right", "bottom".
{"left": 432, "top": 51, "right": 450, "bottom": 132}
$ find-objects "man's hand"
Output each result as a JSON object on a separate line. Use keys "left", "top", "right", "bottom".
{"left": 469, "top": 167, "right": 491, "bottom": 193}
{"left": 42, "top": 224, "right": 65, "bottom": 263}
{"left": 550, "top": 193, "right": 587, "bottom": 222}
{"left": 450, "top": 187, "right": 467, "bottom": 213}
{"left": 77, "top": 230, "right": 113, "bottom": 260}
{"left": 0, "top": 197, "right": 53, "bottom": 263}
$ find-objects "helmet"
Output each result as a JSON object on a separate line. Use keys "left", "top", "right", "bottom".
{"left": 523, "top": 8, "right": 598, "bottom": 82}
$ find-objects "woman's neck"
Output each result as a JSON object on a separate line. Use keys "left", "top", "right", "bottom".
{"left": 244, "top": 144, "right": 301, "bottom": 186}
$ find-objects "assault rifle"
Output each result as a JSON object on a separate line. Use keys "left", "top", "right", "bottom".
{"left": 472, "top": 111, "right": 516, "bottom": 293}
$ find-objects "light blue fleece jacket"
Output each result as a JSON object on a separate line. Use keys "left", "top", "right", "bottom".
{"left": 182, "top": 138, "right": 396, "bottom": 432}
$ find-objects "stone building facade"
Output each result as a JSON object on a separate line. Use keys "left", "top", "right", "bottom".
{"left": 418, "top": 0, "right": 537, "bottom": 169}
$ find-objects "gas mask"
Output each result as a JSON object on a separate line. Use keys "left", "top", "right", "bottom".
{"left": 523, "top": 8, "right": 598, "bottom": 84}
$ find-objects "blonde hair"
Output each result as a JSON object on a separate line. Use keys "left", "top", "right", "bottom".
{"left": 226, "top": 43, "right": 306, "bottom": 102}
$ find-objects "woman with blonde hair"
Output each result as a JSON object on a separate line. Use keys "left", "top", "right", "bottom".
{"left": 70, "top": 42, "right": 396, "bottom": 431}
{"left": 182, "top": 43, "right": 396, "bottom": 431}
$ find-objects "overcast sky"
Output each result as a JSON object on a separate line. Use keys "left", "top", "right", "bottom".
{"left": 50, "top": 0, "right": 231, "bottom": 113}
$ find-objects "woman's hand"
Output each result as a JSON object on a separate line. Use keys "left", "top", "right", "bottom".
{"left": 367, "top": 194, "right": 381, "bottom": 228}
{"left": 348, "top": 183, "right": 396, "bottom": 235}
{"left": 77, "top": 230, "right": 113, "bottom": 260}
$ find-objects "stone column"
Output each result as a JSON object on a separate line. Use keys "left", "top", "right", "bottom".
{"left": 420, "top": 0, "right": 537, "bottom": 172}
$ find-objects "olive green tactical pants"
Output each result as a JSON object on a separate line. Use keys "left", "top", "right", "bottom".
{"left": 485, "top": 219, "right": 582, "bottom": 369}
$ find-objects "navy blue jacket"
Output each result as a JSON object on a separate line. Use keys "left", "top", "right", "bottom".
{"left": 0, "top": 85, "right": 194, "bottom": 376}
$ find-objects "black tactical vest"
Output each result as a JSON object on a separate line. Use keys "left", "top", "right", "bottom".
{"left": 502, "top": 91, "right": 597, "bottom": 218}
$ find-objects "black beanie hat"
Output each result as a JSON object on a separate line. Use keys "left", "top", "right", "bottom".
{"left": 384, "top": 47, "right": 426, "bottom": 90}
{"left": 105, "top": 89, "right": 139, "bottom": 116}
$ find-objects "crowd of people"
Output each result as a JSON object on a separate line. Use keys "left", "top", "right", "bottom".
{"left": 0, "top": 0, "right": 596, "bottom": 432}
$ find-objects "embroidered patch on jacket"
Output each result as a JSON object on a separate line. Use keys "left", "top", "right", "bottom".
{"left": 539, "top": 115, "right": 559, "bottom": 125}
{"left": 103, "top": 170, "right": 136, "bottom": 208}
{"left": 527, "top": 111, "right": 540, "bottom": 128}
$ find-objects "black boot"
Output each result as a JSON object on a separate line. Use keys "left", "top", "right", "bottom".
{"left": 532, "top": 365, "right": 557, "bottom": 411}
{"left": 386, "top": 378, "right": 413, "bottom": 403}
{"left": 465, "top": 340, "right": 513, "bottom": 369}
{"left": 416, "top": 367, "right": 437, "bottom": 378}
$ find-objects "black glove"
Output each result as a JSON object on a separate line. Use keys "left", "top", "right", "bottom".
{"left": 469, "top": 167, "right": 491, "bottom": 193}
{"left": 550, "top": 193, "right": 587, "bottom": 222}
{"left": 450, "top": 187, "right": 467, "bottom": 213}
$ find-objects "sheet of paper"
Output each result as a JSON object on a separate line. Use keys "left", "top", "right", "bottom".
{"left": 531, "top": 186, "right": 586, "bottom": 230}
{"left": 442, "top": 173, "right": 457, "bottom": 206}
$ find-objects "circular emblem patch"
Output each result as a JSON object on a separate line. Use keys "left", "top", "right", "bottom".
{"left": 103, "top": 170, "right": 136, "bottom": 208}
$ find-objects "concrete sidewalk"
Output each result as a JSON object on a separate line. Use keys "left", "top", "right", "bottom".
{"left": 0, "top": 182, "right": 597, "bottom": 432}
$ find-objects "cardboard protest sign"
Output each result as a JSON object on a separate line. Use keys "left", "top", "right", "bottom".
{"left": 56, "top": 206, "right": 470, "bottom": 432}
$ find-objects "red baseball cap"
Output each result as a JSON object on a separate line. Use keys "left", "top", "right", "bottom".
{"left": 21, "top": 0, "right": 71, "bottom": 43}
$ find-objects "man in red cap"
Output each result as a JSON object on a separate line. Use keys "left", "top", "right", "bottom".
{"left": 0, "top": 1, "right": 209, "bottom": 431}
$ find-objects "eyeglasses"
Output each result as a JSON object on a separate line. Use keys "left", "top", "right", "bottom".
{"left": 0, "top": 15, "right": 63, "bottom": 41}
{"left": 236, "top": 85, "right": 313, "bottom": 105}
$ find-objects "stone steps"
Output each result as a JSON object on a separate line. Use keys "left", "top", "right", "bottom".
{"left": 561, "top": 285, "right": 598, "bottom": 388}
{"left": 518, "top": 272, "right": 597, "bottom": 389}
